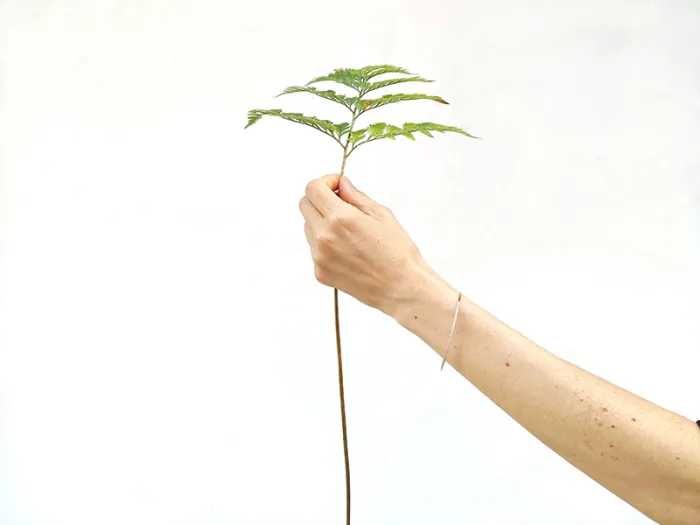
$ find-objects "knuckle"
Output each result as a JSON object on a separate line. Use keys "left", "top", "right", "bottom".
{"left": 315, "top": 231, "right": 332, "bottom": 247}
{"left": 310, "top": 247, "right": 323, "bottom": 264}
{"left": 305, "top": 181, "right": 316, "bottom": 196}
{"left": 327, "top": 215, "right": 341, "bottom": 228}
{"left": 328, "top": 213, "right": 351, "bottom": 230}
{"left": 314, "top": 265, "right": 330, "bottom": 285}
{"left": 378, "top": 205, "right": 394, "bottom": 219}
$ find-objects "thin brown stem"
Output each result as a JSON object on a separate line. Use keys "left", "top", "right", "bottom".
{"left": 340, "top": 152, "right": 349, "bottom": 177}
{"left": 340, "top": 113, "right": 357, "bottom": 177}
{"left": 335, "top": 110, "right": 356, "bottom": 525}
{"left": 334, "top": 287, "right": 350, "bottom": 525}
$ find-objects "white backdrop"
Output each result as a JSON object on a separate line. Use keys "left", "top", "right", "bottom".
{"left": 1, "top": 1, "right": 699, "bottom": 524}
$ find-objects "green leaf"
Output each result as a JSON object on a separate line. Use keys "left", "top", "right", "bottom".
{"left": 349, "top": 130, "right": 368, "bottom": 144}
{"left": 349, "top": 121, "right": 479, "bottom": 151}
{"left": 306, "top": 68, "right": 365, "bottom": 92}
{"left": 359, "top": 65, "right": 414, "bottom": 80}
{"left": 385, "top": 124, "right": 404, "bottom": 140}
{"left": 403, "top": 122, "right": 433, "bottom": 137}
{"left": 361, "top": 93, "right": 449, "bottom": 112}
{"left": 368, "top": 123, "right": 387, "bottom": 137}
{"left": 334, "top": 122, "right": 351, "bottom": 137}
{"left": 307, "top": 68, "right": 433, "bottom": 96}
{"left": 363, "top": 76, "right": 434, "bottom": 94}
{"left": 277, "top": 86, "right": 356, "bottom": 111}
{"left": 245, "top": 109, "right": 345, "bottom": 143}
{"left": 403, "top": 122, "right": 479, "bottom": 139}
{"left": 388, "top": 125, "right": 416, "bottom": 140}
{"left": 353, "top": 99, "right": 367, "bottom": 112}
{"left": 245, "top": 110, "right": 266, "bottom": 129}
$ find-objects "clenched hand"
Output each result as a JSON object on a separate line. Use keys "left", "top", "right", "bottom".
{"left": 299, "top": 174, "right": 439, "bottom": 317}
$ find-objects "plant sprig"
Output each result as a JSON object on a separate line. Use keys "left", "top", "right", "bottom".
{"left": 245, "top": 64, "right": 479, "bottom": 173}
{"left": 245, "top": 64, "right": 478, "bottom": 525}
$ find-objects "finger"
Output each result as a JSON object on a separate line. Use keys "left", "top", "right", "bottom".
{"left": 337, "top": 177, "right": 381, "bottom": 216}
{"left": 305, "top": 174, "right": 345, "bottom": 217}
{"left": 299, "top": 196, "right": 323, "bottom": 230}
{"left": 304, "top": 221, "right": 315, "bottom": 251}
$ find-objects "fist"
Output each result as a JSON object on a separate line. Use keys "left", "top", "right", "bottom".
{"left": 299, "top": 175, "right": 436, "bottom": 317}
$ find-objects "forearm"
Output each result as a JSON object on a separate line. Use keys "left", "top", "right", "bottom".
{"left": 393, "top": 270, "right": 700, "bottom": 524}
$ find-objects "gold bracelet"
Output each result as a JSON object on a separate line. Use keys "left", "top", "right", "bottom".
{"left": 440, "top": 292, "right": 462, "bottom": 371}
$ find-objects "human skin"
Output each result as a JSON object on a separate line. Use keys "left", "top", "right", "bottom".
{"left": 299, "top": 174, "right": 700, "bottom": 525}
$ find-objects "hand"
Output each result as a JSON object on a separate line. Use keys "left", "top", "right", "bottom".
{"left": 299, "top": 174, "right": 438, "bottom": 317}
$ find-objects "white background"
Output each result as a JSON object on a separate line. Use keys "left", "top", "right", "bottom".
{"left": 1, "top": 1, "right": 699, "bottom": 524}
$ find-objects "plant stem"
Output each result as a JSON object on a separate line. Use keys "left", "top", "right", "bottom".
{"left": 334, "top": 287, "right": 350, "bottom": 525}
{"left": 340, "top": 113, "right": 357, "bottom": 176}
{"left": 335, "top": 109, "right": 357, "bottom": 525}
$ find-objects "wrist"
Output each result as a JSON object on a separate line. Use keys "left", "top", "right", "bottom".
{"left": 388, "top": 265, "right": 459, "bottom": 328}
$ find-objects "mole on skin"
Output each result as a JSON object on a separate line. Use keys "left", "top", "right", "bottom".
{"left": 505, "top": 362, "right": 510, "bottom": 367}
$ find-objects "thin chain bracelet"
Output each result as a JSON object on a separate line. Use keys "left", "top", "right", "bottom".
{"left": 440, "top": 292, "right": 462, "bottom": 371}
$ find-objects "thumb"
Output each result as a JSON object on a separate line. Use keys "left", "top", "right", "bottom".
{"left": 338, "top": 176, "right": 378, "bottom": 215}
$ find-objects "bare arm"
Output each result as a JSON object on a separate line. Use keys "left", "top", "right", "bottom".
{"left": 299, "top": 174, "right": 700, "bottom": 524}
{"left": 394, "top": 271, "right": 700, "bottom": 524}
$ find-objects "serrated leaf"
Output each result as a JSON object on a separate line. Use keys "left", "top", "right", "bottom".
{"left": 404, "top": 122, "right": 479, "bottom": 139}
{"left": 245, "top": 109, "right": 345, "bottom": 142}
{"left": 361, "top": 93, "right": 449, "bottom": 112}
{"left": 349, "top": 130, "right": 368, "bottom": 144}
{"left": 368, "top": 123, "right": 387, "bottom": 137}
{"left": 307, "top": 69, "right": 365, "bottom": 91}
{"left": 335, "top": 122, "right": 351, "bottom": 137}
{"left": 363, "top": 76, "right": 434, "bottom": 94}
{"left": 348, "top": 121, "right": 479, "bottom": 151}
{"left": 245, "top": 110, "right": 266, "bottom": 129}
{"left": 385, "top": 124, "right": 404, "bottom": 139}
{"left": 403, "top": 122, "right": 433, "bottom": 137}
{"left": 360, "top": 65, "right": 414, "bottom": 80}
{"left": 277, "top": 86, "right": 356, "bottom": 110}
